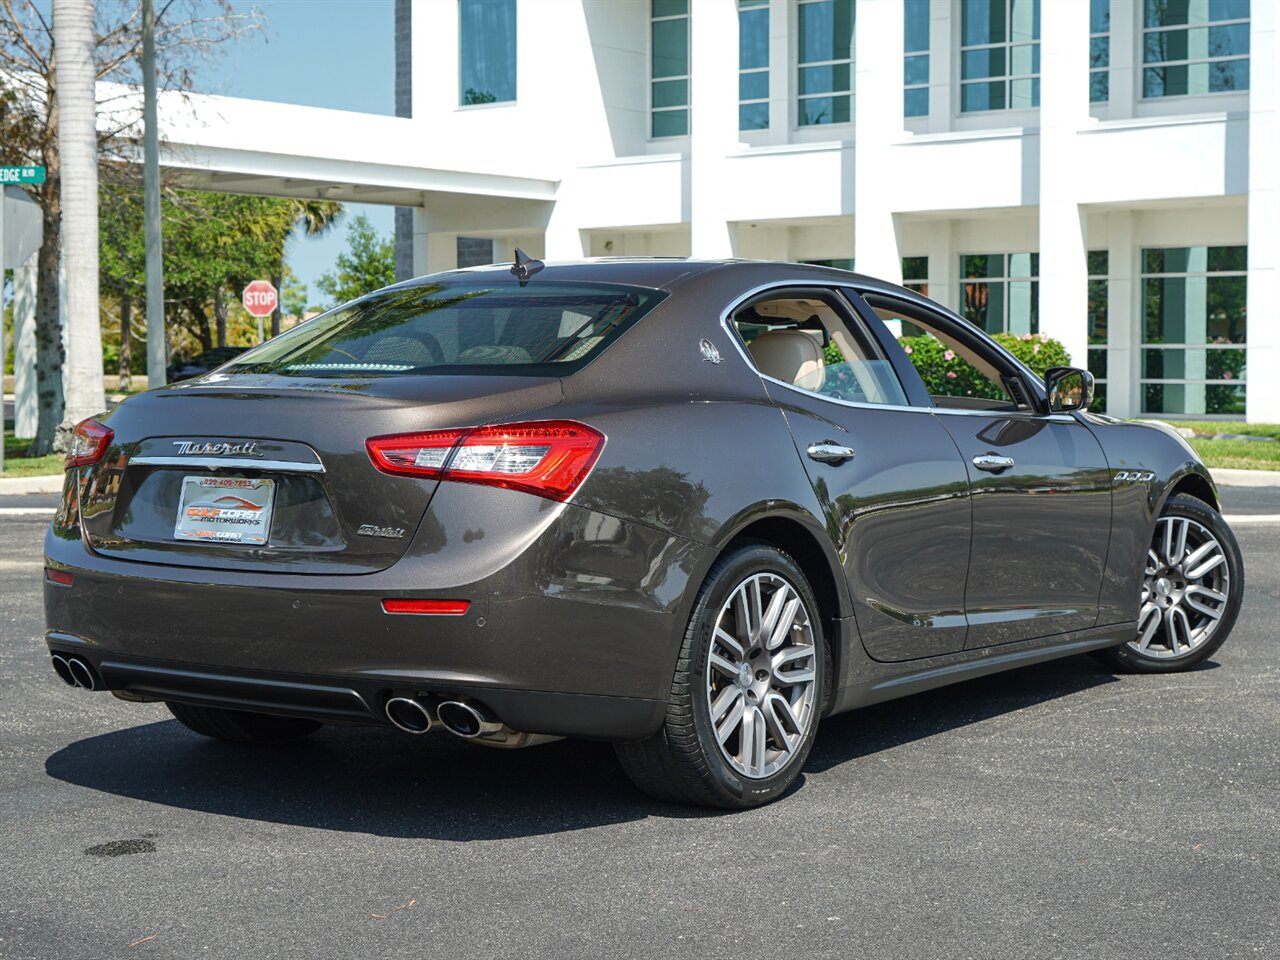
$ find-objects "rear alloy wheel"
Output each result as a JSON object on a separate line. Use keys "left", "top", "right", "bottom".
{"left": 166, "top": 702, "right": 322, "bottom": 744}
{"left": 615, "top": 544, "right": 826, "bottom": 808}
{"left": 1093, "top": 493, "right": 1244, "bottom": 673}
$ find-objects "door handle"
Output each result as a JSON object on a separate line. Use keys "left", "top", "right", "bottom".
{"left": 972, "top": 453, "right": 1015, "bottom": 473}
{"left": 807, "top": 441, "right": 856, "bottom": 464}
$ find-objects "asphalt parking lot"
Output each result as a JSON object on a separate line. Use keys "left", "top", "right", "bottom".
{"left": 1, "top": 488, "right": 1277, "bottom": 960}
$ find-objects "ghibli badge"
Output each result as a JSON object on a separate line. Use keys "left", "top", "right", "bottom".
{"left": 357, "top": 524, "right": 406, "bottom": 539}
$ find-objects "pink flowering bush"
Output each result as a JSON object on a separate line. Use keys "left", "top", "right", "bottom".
{"left": 897, "top": 331, "right": 1072, "bottom": 399}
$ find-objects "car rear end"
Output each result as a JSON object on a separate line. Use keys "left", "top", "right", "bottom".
{"left": 43, "top": 273, "right": 704, "bottom": 741}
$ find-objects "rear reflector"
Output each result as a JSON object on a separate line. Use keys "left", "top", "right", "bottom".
{"left": 381, "top": 599, "right": 471, "bottom": 616}
{"left": 367, "top": 420, "right": 605, "bottom": 502}
{"left": 65, "top": 418, "right": 114, "bottom": 469}
{"left": 45, "top": 568, "right": 74, "bottom": 586}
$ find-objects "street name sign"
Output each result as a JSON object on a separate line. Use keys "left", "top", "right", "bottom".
{"left": 0, "top": 166, "right": 47, "bottom": 185}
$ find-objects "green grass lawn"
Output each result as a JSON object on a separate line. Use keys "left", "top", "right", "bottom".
{"left": 3, "top": 429, "right": 65, "bottom": 477}
{"left": 1156, "top": 420, "right": 1280, "bottom": 472}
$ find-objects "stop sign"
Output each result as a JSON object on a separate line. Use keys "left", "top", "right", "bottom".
{"left": 242, "top": 280, "right": 278, "bottom": 318}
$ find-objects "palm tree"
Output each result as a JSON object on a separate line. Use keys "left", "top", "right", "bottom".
{"left": 53, "top": 0, "right": 105, "bottom": 437}
{"left": 272, "top": 198, "right": 342, "bottom": 336}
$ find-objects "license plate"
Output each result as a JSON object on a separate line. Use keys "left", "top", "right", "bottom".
{"left": 174, "top": 476, "right": 275, "bottom": 545}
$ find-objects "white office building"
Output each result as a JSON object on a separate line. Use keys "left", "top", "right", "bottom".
{"left": 116, "top": 0, "right": 1280, "bottom": 423}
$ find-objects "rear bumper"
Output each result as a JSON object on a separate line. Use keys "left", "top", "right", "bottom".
{"left": 43, "top": 490, "right": 708, "bottom": 741}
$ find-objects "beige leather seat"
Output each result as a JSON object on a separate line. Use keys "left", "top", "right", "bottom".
{"left": 748, "top": 330, "right": 826, "bottom": 392}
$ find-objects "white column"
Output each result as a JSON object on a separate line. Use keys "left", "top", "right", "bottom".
{"left": 926, "top": 0, "right": 953, "bottom": 134}
{"left": 13, "top": 255, "right": 38, "bottom": 439}
{"left": 1106, "top": 210, "right": 1138, "bottom": 419}
{"left": 926, "top": 220, "right": 957, "bottom": 312}
{"left": 766, "top": 0, "right": 789, "bottom": 145}
{"left": 1107, "top": 0, "right": 1138, "bottom": 121}
{"left": 412, "top": 206, "right": 432, "bottom": 276}
{"left": 1037, "top": 0, "right": 1091, "bottom": 368}
{"left": 1246, "top": 1, "right": 1280, "bottom": 423}
{"left": 689, "top": 0, "right": 739, "bottom": 257}
{"left": 853, "top": 0, "right": 905, "bottom": 282}
{"left": 543, "top": 194, "right": 586, "bottom": 261}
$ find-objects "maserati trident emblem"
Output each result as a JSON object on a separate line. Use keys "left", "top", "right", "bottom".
{"left": 699, "top": 339, "right": 722, "bottom": 364}
{"left": 172, "top": 440, "right": 263, "bottom": 457}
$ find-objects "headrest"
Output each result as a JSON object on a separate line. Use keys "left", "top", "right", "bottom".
{"left": 748, "top": 330, "right": 826, "bottom": 392}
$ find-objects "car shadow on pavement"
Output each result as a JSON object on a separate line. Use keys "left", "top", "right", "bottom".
{"left": 804, "top": 653, "right": 1126, "bottom": 773}
{"left": 44, "top": 654, "right": 1158, "bottom": 835}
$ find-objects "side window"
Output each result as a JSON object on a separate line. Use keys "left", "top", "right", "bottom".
{"left": 732, "top": 290, "right": 909, "bottom": 406}
{"left": 860, "top": 294, "right": 1032, "bottom": 413}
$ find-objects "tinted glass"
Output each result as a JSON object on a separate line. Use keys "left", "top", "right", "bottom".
{"left": 226, "top": 282, "right": 666, "bottom": 378}
{"left": 651, "top": 17, "right": 689, "bottom": 78}
{"left": 459, "top": 0, "right": 516, "bottom": 105}
{"left": 799, "top": 0, "right": 854, "bottom": 62}
{"left": 739, "top": 6, "right": 769, "bottom": 69}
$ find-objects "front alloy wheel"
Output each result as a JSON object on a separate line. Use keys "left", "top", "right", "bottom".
{"left": 615, "top": 544, "right": 827, "bottom": 808}
{"left": 1094, "top": 493, "right": 1244, "bottom": 673}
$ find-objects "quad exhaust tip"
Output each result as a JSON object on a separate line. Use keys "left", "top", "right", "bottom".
{"left": 436, "top": 700, "right": 504, "bottom": 739}
{"left": 52, "top": 654, "right": 98, "bottom": 691}
{"left": 384, "top": 696, "right": 433, "bottom": 734}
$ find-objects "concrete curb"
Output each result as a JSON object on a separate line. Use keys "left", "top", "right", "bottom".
{"left": 0, "top": 474, "right": 64, "bottom": 495}
{"left": 1211, "top": 468, "right": 1279, "bottom": 489}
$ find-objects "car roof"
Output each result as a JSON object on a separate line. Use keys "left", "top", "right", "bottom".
{"left": 388, "top": 258, "right": 907, "bottom": 294}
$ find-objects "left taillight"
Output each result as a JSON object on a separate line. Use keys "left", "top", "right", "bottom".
{"left": 64, "top": 418, "right": 113, "bottom": 469}
{"left": 366, "top": 419, "right": 605, "bottom": 502}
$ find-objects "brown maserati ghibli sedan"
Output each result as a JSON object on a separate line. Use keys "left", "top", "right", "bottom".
{"left": 45, "top": 257, "right": 1244, "bottom": 808}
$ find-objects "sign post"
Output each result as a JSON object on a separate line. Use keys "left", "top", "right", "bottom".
{"left": 242, "top": 280, "right": 279, "bottom": 344}
{"left": 0, "top": 166, "right": 46, "bottom": 473}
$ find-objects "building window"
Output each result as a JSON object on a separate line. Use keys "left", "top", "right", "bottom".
{"left": 1144, "top": 0, "right": 1250, "bottom": 98}
{"left": 651, "top": 0, "right": 690, "bottom": 138}
{"left": 798, "top": 0, "right": 855, "bottom": 126}
{"left": 457, "top": 237, "right": 496, "bottom": 268}
{"left": 1141, "top": 246, "right": 1246, "bottom": 417}
{"left": 1090, "top": 0, "right": 1109, "bottom": 102}
{"left": 960, "top": 253, "right": 1039, "bottom": 335}
{"left": 903, "top": 256, "right": 929, "bottom": 298}
{"left": 960, "top": 0, "right": 1040, "bottom": 113}
{"left": 739, "top": 0, "right": 769, "bottom": 130}
{"left": 904, "top": 0, "right": 930, "bottom": 117}
{"left": 1087, "top": 250, "right": 1108, "bottom": 413}
{"left": 459, "top": 0, "right": 516, "bottom": 106}
{"left": 801, "top": 259, "right": 855, "bottom": 271}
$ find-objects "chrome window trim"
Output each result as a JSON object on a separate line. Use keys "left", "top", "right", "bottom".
{"left": 128, "top": 456, "right": 326, "bottom": 473}
{"left": 718, "top": 278, "right": 1073, "bottom": 423}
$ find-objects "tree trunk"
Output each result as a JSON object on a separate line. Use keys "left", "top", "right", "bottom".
{"left": 28, "top": 60, "right": 64, "bottom": 456}
{"left": 118, "top": 290, "right": 133, "bottom": 391}
{"left": 190, "top": 301, "right": 212, "bottom": 352}
{"left": 271, "top": 270, "right": 282, "bottom": 337}
{"left": 54, "top": 0, "right": 106, "bottom": 439}
{"left": 214, "top": 285, "right": 227, "bottom": 347}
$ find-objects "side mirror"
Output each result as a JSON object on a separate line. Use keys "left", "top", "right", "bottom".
{"left": 1044, "top": 366, "right": 1094, "bottom": 413}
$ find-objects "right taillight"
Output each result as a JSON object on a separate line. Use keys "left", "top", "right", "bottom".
{"left": 366, "top": 420, "right": 605, "bottom": 502}
{"left": 64, "top": 418, "right": 113, "bottom": 469}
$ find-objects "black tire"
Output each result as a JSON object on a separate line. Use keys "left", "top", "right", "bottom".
{"left": 166, "top": 702, "right": 322, "bottom": 744}
{"left": 1092, "top": 493, "right": 1244, "bottom": 674}
{"left": 615, "top": 543, "right": 828, "bottom": 809}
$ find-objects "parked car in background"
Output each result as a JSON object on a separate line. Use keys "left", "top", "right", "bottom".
{"left": 46, "top": 258, "right": 1244, "bottom": 808}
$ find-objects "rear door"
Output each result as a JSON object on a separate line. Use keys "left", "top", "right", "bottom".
{"left": 728, "top": 286, "right": 973, "bottom": 662}
{"left": 854, "top": 290, "right": 1113, "bottom": 647}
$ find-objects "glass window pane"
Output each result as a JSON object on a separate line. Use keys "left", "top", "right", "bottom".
{"left": 905, "top": 0, "right": 931, "bottom": 52}
{"left": 652, "top": 78, "right": 688, "bottom": 109}
{"left": 1010, "top": 42, "right": 1038, "bottom": 76}
{"left": 651, "top": 18, "right": 688, "bottom": 78}
{"left": 962, "top": 254, "right": 1003, "bottom": 279}
{"left": 740, "top": 71, "right": 769, "bottom": 100}
{"left": 799, "top": 0, "right": 855, "bottom": 63}
{"left": 1210, "top": 58, "right": 1249, "bottom": 92}
{"left": 963, "top": 47, "right": 1006, "bottom": 80}
{"left": 1010, "top": 0, "right": 1039, "bottom": 42}
{"left": 1209, "top": 22, "right": 1250, "bottom": 56}
{"left": 1143, "top": 383, "right": 1247, "bottom": 416}
{"left": 1010, "top": 76, "right": 1038, "bottom": 108}
{"left": 905, "top": 53, "right": 930, "bottom": 85}
{"left": 459, "top": 0, "right": 517, "bottom": 105}
{"left": 1091, "top": 379, "right": 1108, "bottom": 413}
{"left": 799, "top": 95, "right": 851, "bottom": 125}
{"left": 963, "top": 0, "right": 1005, "bottom": 46}
{"left": 1208, "top": 245, "right": 1247, "bottom": 271}
{"left": 962, "top": 79, "right": 1005, "bottom": 111}
{"left": 1087, "top": 346, "right": 1107, "bottom": 377}
{"left": 1091, "top": 36, "right": 1110, "bottom": 69}
{"left": 1088, "top": 279, "right": 1108, "bottom": 342}
{"left": 1091, "top": 71, "right": 1109, "bottom": 102}
{"left": 739, "top": 7, "right": 769, "bottom": 69}
{"left": 1090, "top": 0, "right": 1110, "bottom": 33}
{"left": 652, "top": 0, "right": 688, "bottom": 17}
{"left": 904, "top": 86, "right": 929, "bottom": 116}
{"left": 1210, "top": 0, "right": 1251, "bottom": 19}
{"left": 651, "top": 108, "right": 688, "bottom": 138}
{"left": 800, "top": 63, "right": 851, "bottom": 95}
{"left": 739, "top": 101, "right": 770, "bottom": 130}
{"left": 903, "top": 256, "right": 929, "bottom": 281}
{"left": 1087, "top": 250, "right": 1108, "bottom": 275}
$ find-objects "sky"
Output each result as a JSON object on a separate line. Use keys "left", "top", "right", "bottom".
{"left": 191, "top": 1, "right": 398, "bottom": 300}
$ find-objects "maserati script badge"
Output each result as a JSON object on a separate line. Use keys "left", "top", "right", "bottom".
{"left": 172, "top": 440, "right": 263, "bottom": 457}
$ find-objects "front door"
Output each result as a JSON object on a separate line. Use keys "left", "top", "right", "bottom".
{"left": 729, "top": 286, "right": 973, "bottom": 663}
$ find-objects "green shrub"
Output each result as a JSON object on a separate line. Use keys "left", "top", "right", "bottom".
{"left": 900, "top": 332, "right": 1071, "bottom": 398}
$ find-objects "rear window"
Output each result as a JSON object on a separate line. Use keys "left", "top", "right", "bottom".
{"left": 223, "top": 281, "right": 667, "bottom": 378}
